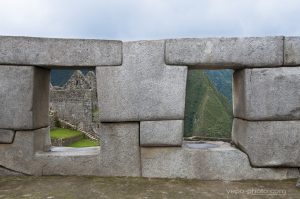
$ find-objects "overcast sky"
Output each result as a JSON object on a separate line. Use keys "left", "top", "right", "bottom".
{"left": 0, "top": 0, "right": 300, "bottom": 40}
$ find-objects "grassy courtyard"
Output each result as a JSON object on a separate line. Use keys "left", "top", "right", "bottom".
{"left": 50, "top": 128, "right": 99, "bottom": 147}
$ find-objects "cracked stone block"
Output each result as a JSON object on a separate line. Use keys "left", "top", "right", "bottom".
{"left": 140, "top": 120, "right": 183, "bottom": 146}
{"left": 165, "top": 37, "right": 283, "bottom": 69}
{"left": 0, "top": 36, "right": 122, "bottom": 67}
{"left": 0, "top": 127, "right": 50, "bottom": 175}
{"left": 233, "top": 67, "right": 300, "bottom": 120}
{"left": 141, "top": 141, "right": 299, "bottom": 180}
{"left": 0, "top": 129, "right": 15, "bottom": 144}
{"left": 0, "top": 66, "right": 50, "bottom": 129}
{"left": 284, "top": 37, "right": 300, "bottom": 65}
{"left": 96, "top": 40, "right": 187, "bottom": 122}
{"left": 98, "top": 123, "right": 141, "bottom": 177}
{"left": 232, "top": 118, "right": 300, "bottom": 167}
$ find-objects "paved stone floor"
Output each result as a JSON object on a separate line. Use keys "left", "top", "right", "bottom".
{"left": 0, "top": 176, "right": 299, "bottom": 199}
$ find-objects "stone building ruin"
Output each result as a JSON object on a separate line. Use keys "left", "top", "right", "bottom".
{"left": 0, "top": 36, "right": 299, "bottom": 180}
{"left": 50, "top": 70, "right": 99, "bottom": 133}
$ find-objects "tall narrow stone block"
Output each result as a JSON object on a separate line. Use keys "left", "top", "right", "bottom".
{"left": 284, "top": 37, "right": 300, "bottom": 65}
{"left": 0, "top": 36, "right": 122, "bottom": 67}
{"left": 165, "top": 37, "right": 283, "bottom": 69}
{"left": 98, "top": 123, "right": 141, "bottom": 177}
{"left": 0, "top": 66, "right": 50, "bottom": 129}
{"left": 140, "top": 120, "right": 183, "bottom": 146}
{"left": 233, "top": 67, "right": 300, "bottom": 120}
{"left": 96, "top": 40, "right": 187, "bottom": 122}
{"left": 232, "top": 118, "right": 300, "bottom": 167}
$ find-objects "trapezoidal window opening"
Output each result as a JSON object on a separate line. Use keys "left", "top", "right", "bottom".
{"left": 184, "top": 69, "right": 233, "bottom": 142}
{"left": 49, "top": 69, "right": 100, "bottom": 148}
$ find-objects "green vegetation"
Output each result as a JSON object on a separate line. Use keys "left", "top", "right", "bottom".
{"left": 50, "top": 128, "right": 83, "bottom": 139}
{"left": 184, "top": 70, "right": 233, "bottom": 138}
{"left": 68, "top": 138, "right": 99, "bottom": 147}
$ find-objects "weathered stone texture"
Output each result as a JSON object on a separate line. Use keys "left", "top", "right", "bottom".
{"left": 0, "top": 127, "right": 50, "bottom": 175}
{"left": 96, "top": 40, "right": 187, "bottom": 122}
{"left": 284, "top": 37, "right": 300, "bottom": 65}
{"left": 232, "top": 118, "right": 300, "bottom": 167}
{"left": 0, "top": 129, "right": 15, "bottom": 144}
{"left": 165, "top": 37, "right": 283, "bottom": 69}
{"left": 233, "top": 67, "right": 300, "bottom": 120}
{"left": 0, "top": 66, "right": 50, "bottom": 129}
{"left": 36, "top": 147, "right": 100, "bottom": 176}
{"left": 0, "top": 36, "right": 122, "bottom": 67}
{"left": 98, "top": 123, "right": 141, "bottom": 177}
{"left": 140, "top": 120, "right": 183, "bottom": 146}
{"left": 141, "top": 141, "right": 299, "bottom": 180}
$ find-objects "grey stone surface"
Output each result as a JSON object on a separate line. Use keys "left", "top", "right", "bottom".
{"left": 96, "top": 40, "right": 187, "bottom": 122}
{"left": 233, "top": 67, "right": 300, "bottom": 120}
{"left": 0, "top": 36, "right": 122, "bottom": 67}
{"left": 0, "top": 127, "right": 50, "bottom": 175}
{"left": 0, "top": 166, "right": 24, "bottom": 176}
{"left": 0, "top": 66, "right": 50, "bottom": 129}
{"left": 284, "top": 37, "right": 300, "bottom": 65}
{"left": 0, "top": 129, "right": 15, "bottom": 144}
{"left": 98, "top": 123, "right": 141, "bottom": 177}
{"left": 232, "top": 118, "right": 300, "bottom": 167}
{"left": 165, "top": 37, "right": 283, "bottom": 69}
{"left": 140, "top": 120, "right": 183, "bottom": 146}
{"left": 297, "top": 178, "right": 300, "bottom": 188}
{"left": 141, "top": 141, "right": 299, "bottom": 180}
{"left": 36, "top": 147, "right": 101, "bottom": 176}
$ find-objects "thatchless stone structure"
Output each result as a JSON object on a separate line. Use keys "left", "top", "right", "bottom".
{"left": 0, "top": 36, "right": 299, "bottom": 180}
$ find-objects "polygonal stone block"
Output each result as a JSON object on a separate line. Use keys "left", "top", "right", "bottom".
{"left": 98, "top": 122, "right": 141, "bottom": 177}
{"left": 0, "top": 66, "right": 50, "bottom": 129}
{"left": 233, "top": 67, "right": 300, "bottom": 120}
{"left": 284, "top": 37, "right": 300, "bottom": 65}
{"left": 141, "top": 141, "right": 299, "bottom": 180}
{"left": 140, "top": 120, "right": 183, "bottom": 146}
{"left": 0, "top": 129, "right": 15, "bottom": 144}
{"left": 165, "top": 37, "right": 283, "bottom": 69}
{"left": 0, "top": 127, "right": 50, "bottom": 175}
{"left": 232, "top": 118, "right": 300, "bottom": 167}
{"left": 0, "top": 36, "right": 122, "bottom": 68}
{"left": 96, "top": 40, "right": 187, "bottom": 122}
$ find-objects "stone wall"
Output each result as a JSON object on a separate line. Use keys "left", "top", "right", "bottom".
{"left": 50, "top": 70, "right": 99, "bottom": 132}
{"left": 0, "top": 35, "right": 299, "bottom": 180}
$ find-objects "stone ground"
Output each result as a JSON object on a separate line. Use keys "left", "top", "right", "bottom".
{"left": 0, "top": 176, "right": 299, "bottom": 199}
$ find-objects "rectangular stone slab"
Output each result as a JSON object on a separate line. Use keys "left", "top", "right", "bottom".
{"left": 0, "top": 66, "right": 49, "bottom": 129}
{"left": 0, "top": 36, "right": 122, "bottom": 68}
{"left": 96, "top": 40, "right": 187, "bottom": 122}
{"left": 141, "top": 141, "right": 299, "bottom": 180}
{"left": 165, "top": 37, "right": 283, "bottom": 69}
{"left": 98, "top": 122, "right": 141, "bottom": 177}
{"left": 140, "top": 120, "right": 183, "bottom": 146}
{"left": 233, "top": 67, "right": 300, "bottom": 120}
{"left": 232, "top": 118, "right": 300, "bottom": 167}
{"left": 284, "top": 37, "right": 300, "bottom": 65}
{"left": 0, "top": 129, "right": 15, "bottom": 144}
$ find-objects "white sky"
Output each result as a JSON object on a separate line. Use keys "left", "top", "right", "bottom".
{"left": 0, "top": 0, "right": 300, "bottom": 40}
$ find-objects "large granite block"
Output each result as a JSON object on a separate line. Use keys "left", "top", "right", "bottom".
{"left": 98, "top": 123, "right": 141, "bottom": 177}
{"left": 96, "top": 40, "right": 187, "bottom": 122}
{"left": 0, "top": 127, "right": 50, "bottom": 175}
{"left": 165, "top": 37, "right": 283, "bottom": 69}
{"left": 0, "top": 129, "right": 15, "bottom": 144}
{"left": 140, "top": 120, "right": 183, "bottom": 146}
{"left": 284, "top": 37, "right": 300, "bottom": 65}
{"left": 141, "top": 141, "right": 299, "bottom": 180}
{"left": 233, "top": 67, "right": 300, "bottom": 120}
{"left": 0, "top": 66, "right": 50, "bottom": 129}
{"left": 0, "top": 36, "right": 122, "bottom": 68}
{"left": 232, "top": 118, "right": 300, "bottom": 167}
